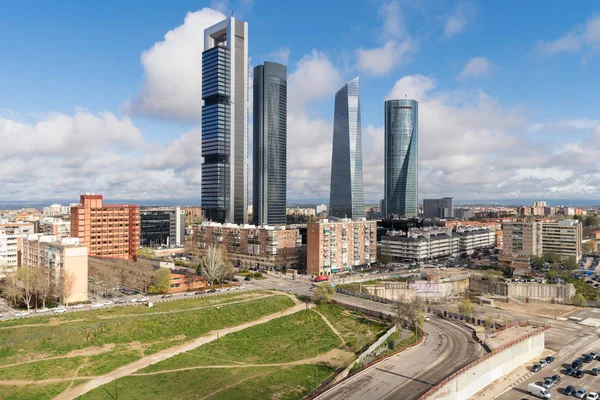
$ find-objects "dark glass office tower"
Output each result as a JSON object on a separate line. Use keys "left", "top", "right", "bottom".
{"left": 329, "top": 77, "right": 364, "bottom": 220}
{"left": 384, "top": 99, "right": 418, "bottom": 217}
{"left": 201, "top": 17, "right": 248, "bottom": 224}
{"left": 253, "top": 62, "right": 287, "bottom": 226}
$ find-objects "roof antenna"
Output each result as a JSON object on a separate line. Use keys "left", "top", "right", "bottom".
{"left": 231, "top": 10, "right": 234, "bottom": 17}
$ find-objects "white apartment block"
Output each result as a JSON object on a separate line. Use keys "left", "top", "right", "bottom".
{"left": 541, "top": 220, "right": 582, "bottom": 260}
{"left": 39, "top": 217, "right": 70, "bottom": 238}
{"left": 455, "top": 227, "right": 496, "bottom": 254}
{"left": 0, "top": 229, "right": 20, "bottom": 277}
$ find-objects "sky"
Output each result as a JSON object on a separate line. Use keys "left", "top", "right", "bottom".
{"left": 1, "top": 0, "right": 600, "bottom": 205}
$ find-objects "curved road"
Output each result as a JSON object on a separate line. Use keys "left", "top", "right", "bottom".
{"left": 317, "top": 317, "right": 484, "bottom": 400}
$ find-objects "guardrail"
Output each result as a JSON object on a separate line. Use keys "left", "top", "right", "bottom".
{"left": 416, "top": 324, "right": 551, "bottom": 400}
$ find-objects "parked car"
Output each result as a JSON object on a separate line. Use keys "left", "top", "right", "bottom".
{"left": 232, "top": 278, "right": 240, "bottom": 282}
{"left": 564, "top": 385, "right": 576, "bottom": 395}
{"left": 591, "top": 352, "right": 597, "bottom": 358}
{"left": 576, "top": 388, "right": 588, "bottom": 399}
{"left": 244, "top": 276, "right": 252, "bottom": 281}
{"left": 53, "top": 307, "right": 66, "bottom": 314}
{"left": 72, "top": 304, "right": 85, "bottom": 309}
{"left": 115, "top": 299, "right": 127, "bottom": 304}
{"left": 574, "top": 370, "right": 584, "bottom": 378}
{"left": 532, "top": 364, "right": 542, "bottom": 372}
{"left": 194, "top": 291, "right": 206, "bottom": 295}
{"left": 103, "top": 300, "right": 114, "bottom": 305}
{"left": 139, "top": 297, "right": 149, "bottom": 302}
{"left": 545, "top": 356, "right": 555, "bottom": 364}
{"left": 207, "top": 289, "right": 217, "bottom": 293}
{"left": 36, "top": 308, "right": 50, "bottom": 313}
{"left": 538, "top": 359, "right": 548, "bottom": 368}
{"left": 90, "top": 303, "right": 104, "bottom": 309}
{"left": 15, "top": 311, "right": 30, "bottom": 317}
{"left": 573, "top": 359, "right": 583, "bottom": 369}
{"left": 161, "top": 294, "right": 173, "bottom": 298}
{"left": 184, "top": 292, "right": 195, "bottom": 296}
{"left": 584, "top": 354, "right": 594, "bottom": 363}
{"left": 591, "top": 368, "right": 599, "bottom": 376}
{"left": 587, "top": 392, "right": 599, "bottom": 400}
{"left": 424, "top": 316, "right": 431, "bottom": 322}
{"left": 542, "top": 377, "right": 554, "bottom": 389}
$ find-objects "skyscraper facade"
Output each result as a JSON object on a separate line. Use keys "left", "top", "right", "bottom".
{"left": 329, "top": 77, "right": 364, "bottom": 220}
{"left": 201, "top": 17, "right": 248, "bottom": 224}
{"left": 253, "top": 62, "right": 287, "bottom": 226}
{"left": 384, "top": 99, "right": 418, "bottom": 217}
{"left": 423, "top": 197, "right": 455, "bottom": 219}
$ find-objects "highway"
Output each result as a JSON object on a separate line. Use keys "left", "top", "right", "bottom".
{"left": 252, "top": 273, "right": 485, "bottom": 400}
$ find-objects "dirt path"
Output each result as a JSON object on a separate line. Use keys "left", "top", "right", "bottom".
{"left": 313, "top": 310, "right": 345, "bottom": 345}
{"left": 198, "top": 372, "right": 269, "bottom": 400}
{"left": 53, "top": 300, "right": 311, "bottom": 400}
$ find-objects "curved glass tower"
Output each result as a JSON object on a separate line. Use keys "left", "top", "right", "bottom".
{"left": 253, "top": 62, "right": 287, "bottom": 226}
{"left": 329, "top": 77, "right": 364, "bottom": 220}
{"left": 384, "top": 99, "right": 418, "bottom": 218}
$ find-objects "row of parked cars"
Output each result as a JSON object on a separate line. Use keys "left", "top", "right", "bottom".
{"left": 161, "top": 286, "right": 246, "bottom": 299}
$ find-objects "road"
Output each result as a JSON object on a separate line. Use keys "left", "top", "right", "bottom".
{"left": 252, "top": 273, "right": 484, "bottom": 400}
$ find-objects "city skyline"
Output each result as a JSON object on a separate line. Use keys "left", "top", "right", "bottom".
{"left": 1, "top": 1, "right": 600, "bottom": 203}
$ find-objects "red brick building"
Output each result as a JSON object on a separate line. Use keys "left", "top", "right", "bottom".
{"left": 71, "top": 194, "right": 140, "bottom": 260}
{"left": 163, "top": 267, "right": 208, "bottom": 293}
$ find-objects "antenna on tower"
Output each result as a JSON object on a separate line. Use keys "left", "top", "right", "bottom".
{"left": 231, "top": 10, "right": 234, "bottom": 17}
{"left": 405, "top": 93, "right": 407, "bottom": 98}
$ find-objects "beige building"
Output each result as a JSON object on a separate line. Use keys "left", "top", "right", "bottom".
{"left": 541, "top": 220, "right": 582, "bottom": 260}
{"left": 502, "top": 221, "right": 542, "bottom": 257}
{"left": 21, "top": 234, "right": 88, "bottom": 303}
{"left": 307, "top": 219, "right": 377, "bottom": 276}
{"left": 39, "top": 217, "right": 71, "bottom": 238}
{"left": 0, "top": 229, "right": 21, "bottom": 278}
{"left": 191, "top": 222, "right": 301, "bottom": 269}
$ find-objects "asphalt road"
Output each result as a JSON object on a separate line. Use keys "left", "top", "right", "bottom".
{"left": 316, "top": 316, "right": 484, "bottom": 400}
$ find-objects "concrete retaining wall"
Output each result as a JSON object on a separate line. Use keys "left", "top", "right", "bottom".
{"left": 470, "top": 277, "right": 575, "bottom": 302}
{"left": 355, "top": 325, "right": 397, "bottom": 364}
{"left": 419, "top": 327, "right": 548, "bottom": 400}
{"left": 362, "top": 276, "right": 469, "bottom": 301}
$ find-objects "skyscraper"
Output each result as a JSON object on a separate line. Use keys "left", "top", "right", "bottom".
{"left": 253, "top": 62, "right": 287, "bottom": 226}
{"left": 329, "top": 77, "right": 364, "bottom": 220}
{"left": 423, "top": 197, "right": 454, "bottom": 219}
{"left": 201, "top": 17, "right": 248, "bottom": 224}
{"left": 384, "top": 98, "right": 418, "bottom": 218}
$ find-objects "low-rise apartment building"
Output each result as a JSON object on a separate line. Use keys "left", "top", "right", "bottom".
{"left": 307, "top": 219, "right": 377, "bottom": 276}
{"left": 191, "top": 222, "right": 302, "bottom": 270}
{"left": 21, "top": 234, "right": 88, "bottom": 303}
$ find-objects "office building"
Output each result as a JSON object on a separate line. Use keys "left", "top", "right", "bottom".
{"left": 307, "top": 219, "right": 376, "bottom": 276}
{"left": 423, "top": 197, "right": 454, "bottom": 219}
{"left": 384, "top": 98, "right": 418, "bottom": 217}
{"left": 316, "top": 204, "right": 328, "bottom": 214}
{"left": 541, "top": 220, "right": 582, "bottom": 260}
{"left": 140, "top": 207, "right": 186, "bottom": 248}
{"left": 21, "top": 235, "right": 88, "bottom": 303}
{"left": 39, "top": 217, "right": 70, "bottom": 238}
{"left": 70, "top": 194, "right": 140, "bottom": 260}
{"left": 191, "top": 222, "right": 301, "bottom": 270}
{"left": 201, "top": 17, "right": 249, "bottom": 224}
{"left": 329, "top": 77, "right": 364, "bottom": 220}
{"left": 253, "top": 62, "right": 287, "bottom": 225}
{"left": 0, "top": 229, "right": 20, "bottom": 277}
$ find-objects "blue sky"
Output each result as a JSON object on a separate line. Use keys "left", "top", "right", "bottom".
{"left": 1, "top": 0, "right": 600, "bottom": 204}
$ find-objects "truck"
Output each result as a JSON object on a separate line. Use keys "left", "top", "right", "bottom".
{"left": 528, "top": 383, "right": 551, "bottom": 399}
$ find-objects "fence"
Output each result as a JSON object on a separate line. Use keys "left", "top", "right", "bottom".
{"left": 335, "top": 288, "right": 394, "bottom": 305}
{"left": 417, "top": 325, "right": 550, "bottom": 400}
{"left": 355, "top": 325, "right": 397, "bottom": 364}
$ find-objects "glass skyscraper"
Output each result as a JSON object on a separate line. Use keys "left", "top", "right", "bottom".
{"left": 253, "top": 62, "right": 287, "bottom": 226}
{"left": 329, "top": 77, "right": 364, "bottom": 220}
{"left": 384, "top": 99, "right": 418, "bottom": 217}
{"left": 201, "top": 17, "right": 248, "bottom": 224}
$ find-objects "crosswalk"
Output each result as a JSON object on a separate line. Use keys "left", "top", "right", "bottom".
{"left": 512, "top": 371, "right": 534, "bottom": 388}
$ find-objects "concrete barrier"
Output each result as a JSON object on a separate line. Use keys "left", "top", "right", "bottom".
{"left": 418, "top": 326, "right": 549, "bottom": 400}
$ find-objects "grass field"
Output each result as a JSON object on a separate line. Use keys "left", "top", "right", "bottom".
{"left": 2, "top": 382, "right": 72, "bottom": 400}
{"left": 315, "top": 303, "right": 388, "bottom": 350}
{"left": 141, "top": 309, "right": 342, "bottom": 372}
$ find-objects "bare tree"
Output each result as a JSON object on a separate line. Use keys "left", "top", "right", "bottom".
{"left": 199, "top": 245, "right": 225, "bottom": 286}
{"left": 61, "top": 270, "right": 76, "bottom": 307}
{"left": 16, "top": 266, "right": 39, "bottom": 311}
{"left": 1, "top": 276, "right": 22, "bottom": 307}
{"left": 37, "top": 269, "right": 52, "bottom": 308}
{"left": 393, "top": 297, "right": 424, "bottom": 330}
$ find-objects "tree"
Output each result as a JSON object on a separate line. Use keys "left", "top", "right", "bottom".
{"left": 198, "top": 245, "right": 225, "bottom": 286}
{"left": 313, "top": 283, "right": 334, "bottom": 304}
{"left": 16, "top": 266, "right": 40, "bottom": 311}
{"left": 1, "top": 278, "right": 22, "bottom": 307}
{"left": 219, "top": 246, "right": 234, "bottom": 284}
{"left": 565, "top": 256, "right": 578, "bottom": 270}
{"left": 37, "top": 270, "right": 51, "bottom": 308}
{"left": 571, "top": 293, "right": 586, "bottom": 307}
{"left": 484, "top": 316, "right": 494, "bottom": 331}
{"left": 583, "top": 241, "right": 597, "bottom": 255}
{"left": 458, "top": 298, "right": 475, "bottom": 319}
{"left": 149, "top": 268, "right": 172, "bottom": 294}
{"left": 533, "top": 257, "right": 544, "bottom": 268}
{"left": 543, "top": 252, "right": 560, "bottom": 264}
{"left": 393, "top": 297, "right": 424, "bottom": 330}
{"left": 61, "top": 270, "right": 76, "bottom": 307}
{"left": 547, "top": 267, "right": 557, "bottom": 280}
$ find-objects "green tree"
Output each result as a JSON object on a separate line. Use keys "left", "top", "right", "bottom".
{"left": 458, "top": 298, "right": 475, "bottom": 319}
{"left": 543, "top": 252, "right": 560, "bottom": 264}
{"left": 583, "top": 241, "right": 596, "bottom": 255}
{"left": 565, "top": 256, "right": 578, "bottom": 270}
{"left": 533, "top": 257, "right": 544, "bottom": 268}
{"left": 547, "top": 267, "right": 557, "bottom": 280}
{"left": 313, "top": 283, "right": 335, "bottom": 304}
{"left": 393, "top": 297, "right": 424, "bottom": 330}
{"left": 571, "top": 293, "right": 586, "bottom": 307}
{"left": 149, "top": 268, "right": 172, "bottom": 294}
{"left": 137, "top": 247, "right": 155, "bottom": 259}
{"left": 484, "top": 316, "right": 494, "bottom": 330}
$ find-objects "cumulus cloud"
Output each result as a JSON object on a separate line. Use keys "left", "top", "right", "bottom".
{"left": 355, "top": 1, "right": 416, "bottom": 76}
{"left": 443, "top": 2, "right": 477, "bottom": 38}
{"left": 457, "top": 57, "right": 493, "bottom": 80}
{"left": 536, "top": 15, "right": 600, "bottom": 57}
{"left": 266, "top": 47, "right": 291, "bottom": 65}
{"left": 122, "top": 8, "right": 226, "bottom": 120}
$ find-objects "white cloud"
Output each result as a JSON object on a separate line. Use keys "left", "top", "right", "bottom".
{"left": 266, "top": 47, "right": 291, "bottom": 65}
{"left": 355, "top": 1, "right": 416, "bottom": 76}
{"left": 457, "top": 57, "right": 493, "bottom": 80}
{"left": 443, "top": 2, "right": 477, "bottom": 38}
{"left": 536, "top": 15, "right": 600, "bottom": 57}
{"left": 122, "top": 8, "right": 226, "bottom": 120}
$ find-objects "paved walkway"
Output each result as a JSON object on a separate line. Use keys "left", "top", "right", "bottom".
{"left": 54, "top": 299, "right": 309, "bottom": 400}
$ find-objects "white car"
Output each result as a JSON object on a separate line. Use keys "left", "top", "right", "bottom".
{"left": 72, "top": 304, "right": 85, "bottom": 309}
{"left": 15, "top": 311, "right": 30, "bottom": 317}
{"left": 139, "top": 297, "right": 149, "bottom": 302}
{"left": 53, "top": 307, "right": 66, "bottom": 314}
{"left": 36, "top": 308, "right": 50, "bottom": 313}
{"left": 184, "top": 292, "right": 195, "bottom": 296}
{"left": 129, "top": 298, "right": 139, "bottom": 303}
{"left": 238, "top": 286, "right": 246, "bottom": 290}
{"left": 103, "top": 300, "right": 114, "bottom": 305}
{"left": 587, "top": 393, "right": 599, "bottom": 400}
{"left": 424, "top": 316, "right": 431, "bottom": 322}
{"left": 90, "top": 303, "right": 104, "bottom": 309}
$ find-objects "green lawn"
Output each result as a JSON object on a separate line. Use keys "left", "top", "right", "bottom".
{"left": 141, "top": 309, "right": 342, "bottom": 372}
{"left": 0, "top": 382, "right": 71, "bottom": 400}
{"left": 78, "top": 364, "right": 336, "bottom": 400}
{"left": 78, "top": 349, "right": 142, "bottom": 377}
{"left": 0, "top": 357, "right": 85, "bottom": 381}
{"left": 315, "top": 303, "right": 388, "bottom": 351}
{"left": 0, "top": 295, "right": 294, "bottom": 366}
